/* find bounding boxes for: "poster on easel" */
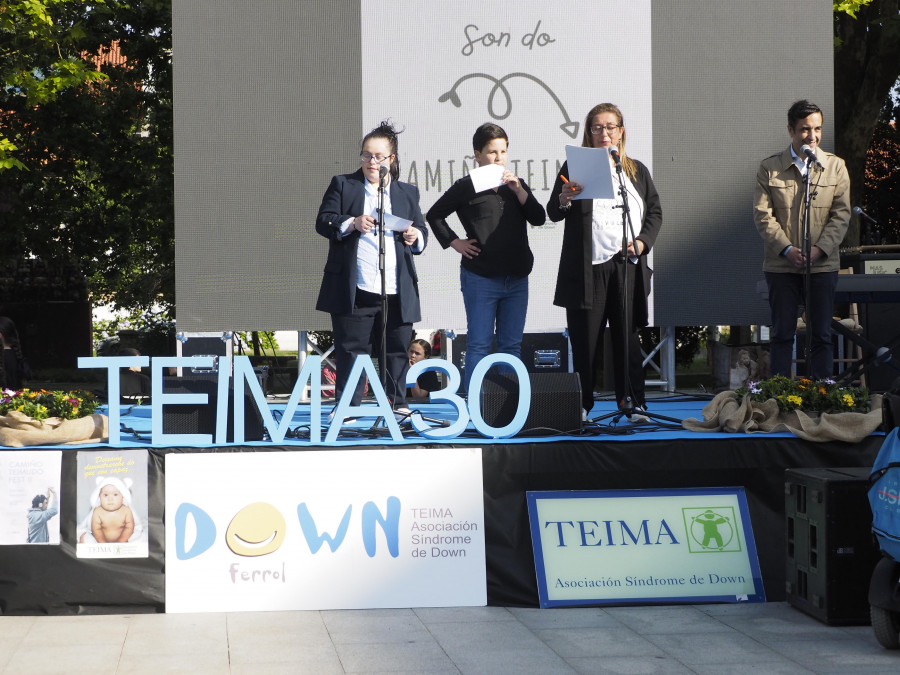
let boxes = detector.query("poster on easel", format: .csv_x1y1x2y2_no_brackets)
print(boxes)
0,451,62,545
75,449,149,558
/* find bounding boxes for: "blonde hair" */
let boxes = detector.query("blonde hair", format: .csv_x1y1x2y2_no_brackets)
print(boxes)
580,103,637,182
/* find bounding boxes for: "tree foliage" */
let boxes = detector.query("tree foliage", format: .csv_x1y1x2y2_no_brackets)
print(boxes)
0,0,108,170
863,93,900,244
0,0,173,312
834,0,900,245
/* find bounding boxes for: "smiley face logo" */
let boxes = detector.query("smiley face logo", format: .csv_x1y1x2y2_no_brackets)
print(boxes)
225,502,286,557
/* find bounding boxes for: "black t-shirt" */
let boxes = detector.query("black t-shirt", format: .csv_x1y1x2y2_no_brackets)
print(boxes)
407,368,441,398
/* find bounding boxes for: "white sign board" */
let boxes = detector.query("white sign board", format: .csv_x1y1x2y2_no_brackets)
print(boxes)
166,447,486,612
527,487,765,607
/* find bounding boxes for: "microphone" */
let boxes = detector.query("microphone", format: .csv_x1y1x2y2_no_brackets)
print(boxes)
800,144,823,169
379,165,389,180
853,206,878,225
608,147,622,172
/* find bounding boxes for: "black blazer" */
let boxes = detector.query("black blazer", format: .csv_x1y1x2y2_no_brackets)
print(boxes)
315,169,428,323
546,159,662,327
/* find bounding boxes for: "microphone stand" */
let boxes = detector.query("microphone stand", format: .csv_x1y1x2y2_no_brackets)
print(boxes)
376,166,390,418
589,150,680,427
801,159,814,377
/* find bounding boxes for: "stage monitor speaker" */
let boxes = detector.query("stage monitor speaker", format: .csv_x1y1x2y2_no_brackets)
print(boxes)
442,334,571,388
479,372,581,435
176,331,234,376
162,374,265,442
859,302,900,392
784,467,880,625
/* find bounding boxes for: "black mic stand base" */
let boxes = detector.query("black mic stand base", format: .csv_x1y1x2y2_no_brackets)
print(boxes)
587,396,683,427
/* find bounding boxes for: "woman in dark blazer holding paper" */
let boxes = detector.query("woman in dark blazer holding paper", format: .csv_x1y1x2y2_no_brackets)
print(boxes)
547,103,662,419
315,121,428,409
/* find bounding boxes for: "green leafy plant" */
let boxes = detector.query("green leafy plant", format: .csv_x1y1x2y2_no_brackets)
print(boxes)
734,375,870,414
0,388,100,422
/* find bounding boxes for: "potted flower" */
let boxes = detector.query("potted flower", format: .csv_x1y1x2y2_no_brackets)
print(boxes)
733,375,869,415
0,388,100,422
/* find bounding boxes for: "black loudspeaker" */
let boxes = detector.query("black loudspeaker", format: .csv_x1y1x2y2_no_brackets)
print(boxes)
520,333,570,372
859,303,900,392
443,334,468,379
479,372,582,435
784,467,880,625
442,333,570,383
162,374,265,442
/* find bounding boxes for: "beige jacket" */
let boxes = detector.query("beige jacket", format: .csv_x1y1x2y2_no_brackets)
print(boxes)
753,147,850,273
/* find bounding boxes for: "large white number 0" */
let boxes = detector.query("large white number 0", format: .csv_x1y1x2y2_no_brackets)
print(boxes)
468,354,530,438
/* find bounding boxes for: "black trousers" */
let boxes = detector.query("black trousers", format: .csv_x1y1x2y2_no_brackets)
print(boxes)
566,257,645,413
331,289,411,407
765,270,838,380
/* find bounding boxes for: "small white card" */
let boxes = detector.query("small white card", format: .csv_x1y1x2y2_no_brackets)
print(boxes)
369,210,414,232
468,164,505,193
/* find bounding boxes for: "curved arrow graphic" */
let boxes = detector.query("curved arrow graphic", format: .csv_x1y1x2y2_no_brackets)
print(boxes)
438,72,579,138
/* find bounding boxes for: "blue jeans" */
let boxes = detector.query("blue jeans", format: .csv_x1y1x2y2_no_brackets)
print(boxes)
460,267,528,393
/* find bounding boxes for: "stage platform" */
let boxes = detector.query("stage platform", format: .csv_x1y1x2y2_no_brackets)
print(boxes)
112,392,833,447
0,393,886,615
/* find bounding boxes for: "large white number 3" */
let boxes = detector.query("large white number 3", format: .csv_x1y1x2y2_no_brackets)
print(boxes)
406,360,469,438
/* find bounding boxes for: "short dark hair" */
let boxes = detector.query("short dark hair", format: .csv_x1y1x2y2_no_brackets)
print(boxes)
787,100,823,129
472,123,508,153
32,494,46,508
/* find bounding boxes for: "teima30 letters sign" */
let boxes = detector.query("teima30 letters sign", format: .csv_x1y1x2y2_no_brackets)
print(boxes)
78,353,533,444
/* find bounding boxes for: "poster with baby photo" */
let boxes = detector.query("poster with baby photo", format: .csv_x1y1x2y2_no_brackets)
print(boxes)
75,449,149,558
0,451,62,545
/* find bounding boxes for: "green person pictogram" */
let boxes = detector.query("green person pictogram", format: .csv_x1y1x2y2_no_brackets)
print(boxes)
694,510,729,550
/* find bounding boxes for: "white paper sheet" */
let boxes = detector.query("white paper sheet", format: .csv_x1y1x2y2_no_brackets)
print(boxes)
468,164,505,193
564,145,615,200
369,210,414,232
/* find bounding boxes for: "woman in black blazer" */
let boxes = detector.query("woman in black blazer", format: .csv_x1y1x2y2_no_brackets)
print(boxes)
315,121,428,409
546,103,662,419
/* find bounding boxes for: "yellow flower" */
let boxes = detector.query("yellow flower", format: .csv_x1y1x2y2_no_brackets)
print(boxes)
842,394,854,407
787,395,803,406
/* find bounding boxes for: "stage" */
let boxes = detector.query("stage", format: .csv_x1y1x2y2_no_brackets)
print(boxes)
0,395,885,615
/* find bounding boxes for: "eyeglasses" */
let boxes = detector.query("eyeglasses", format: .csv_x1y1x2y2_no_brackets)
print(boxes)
590,124,622,135
360,152,393,164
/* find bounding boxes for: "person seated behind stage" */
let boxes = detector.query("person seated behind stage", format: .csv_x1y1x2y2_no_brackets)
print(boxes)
118,347,151,400
407,338,440,400
315,120,428,411
78,477,141,544
426,123,545,393
0,316,30,390
729,348,758,390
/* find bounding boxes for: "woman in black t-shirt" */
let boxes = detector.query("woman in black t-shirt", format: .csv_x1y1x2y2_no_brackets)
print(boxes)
407,339,440,400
